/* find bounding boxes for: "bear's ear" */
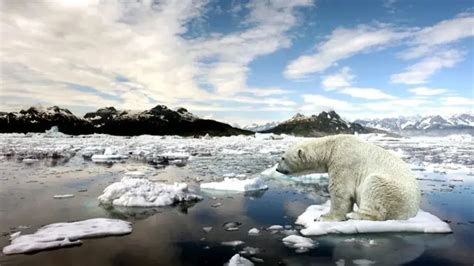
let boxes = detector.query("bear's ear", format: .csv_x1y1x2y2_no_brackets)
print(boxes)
298,149,305,161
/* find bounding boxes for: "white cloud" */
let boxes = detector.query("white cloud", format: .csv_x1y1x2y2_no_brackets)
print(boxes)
321,67,354,90
401,13,474,59
390,49,464,84
408,87,447,96
442,96,474,106
284,25,408,79
0,0,311,114
340,87,396,100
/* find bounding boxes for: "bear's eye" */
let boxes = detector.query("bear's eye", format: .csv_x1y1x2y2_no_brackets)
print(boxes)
281,157,285,161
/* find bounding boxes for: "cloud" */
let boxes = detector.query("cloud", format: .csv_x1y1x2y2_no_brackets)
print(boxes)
390,49,464,84
0,0,311,114
408,87,447,96
284,24,408,79
320,67,395,100
442,96,474,106
340,87,396,100
321,67,354,90
401,13,474,59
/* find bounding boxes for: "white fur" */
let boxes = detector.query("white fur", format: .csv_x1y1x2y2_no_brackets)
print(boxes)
277,135,420,221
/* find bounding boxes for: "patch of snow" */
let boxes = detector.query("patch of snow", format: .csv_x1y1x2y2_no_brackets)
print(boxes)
2,218,132,255
225,254,254,266
98,176,202,207
296,201,452,236
200,177,268,192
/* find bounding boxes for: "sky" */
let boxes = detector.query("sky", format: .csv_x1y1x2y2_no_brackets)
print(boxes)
0,0,473,126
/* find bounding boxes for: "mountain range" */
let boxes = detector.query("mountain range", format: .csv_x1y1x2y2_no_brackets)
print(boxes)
0,105,251,136
354,114,474,136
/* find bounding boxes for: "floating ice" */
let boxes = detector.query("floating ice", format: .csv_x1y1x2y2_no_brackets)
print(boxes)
221,240,245,247
53,194,74,199
2,218,132,255
91,147,128,163
225,254,254,266
260,164,328,182
282,235,318,252
248,228,260,236
267,225,283,231
200,177,268,192
98,176,202,207
296,201,452,236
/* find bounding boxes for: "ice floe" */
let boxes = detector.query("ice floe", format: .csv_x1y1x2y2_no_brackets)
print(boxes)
91,147,128,163
200,177,268,192
282,235,318,253
248,228,260,236
221,240,245,247
53,194,74,199
225,254,254,266
2,218,132,255
296,201,452,236
98,175,202,207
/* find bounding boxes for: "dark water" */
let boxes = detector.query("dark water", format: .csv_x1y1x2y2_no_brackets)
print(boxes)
0,160,473,266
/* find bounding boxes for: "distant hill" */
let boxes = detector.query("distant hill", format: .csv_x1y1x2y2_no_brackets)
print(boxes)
355,114,474,136
259,111,386,137
0,105,252,137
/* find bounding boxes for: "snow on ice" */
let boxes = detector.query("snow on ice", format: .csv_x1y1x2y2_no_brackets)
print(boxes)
98,173,202,207
2,218,132,255
296,201,452,236
200,177,268,192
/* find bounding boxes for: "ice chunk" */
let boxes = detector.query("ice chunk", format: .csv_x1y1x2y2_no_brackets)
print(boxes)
221,240,245,247
260,164,328,182
248,228,260,236
296,201,452,236
200,177,268,192
2,218,132,255
225,254,254,266
267,225,283,231
98,176,202,207
53,194,74,199
353,259,376,265
282,235,318,252
91,148,128,163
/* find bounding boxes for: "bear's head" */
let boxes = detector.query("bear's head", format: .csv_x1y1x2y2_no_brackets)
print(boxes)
276,142,327,175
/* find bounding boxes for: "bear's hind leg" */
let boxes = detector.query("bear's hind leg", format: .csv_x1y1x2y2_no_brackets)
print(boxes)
347,174,394,221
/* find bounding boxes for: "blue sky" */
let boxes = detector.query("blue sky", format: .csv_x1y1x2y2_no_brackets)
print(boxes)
0,0,472,125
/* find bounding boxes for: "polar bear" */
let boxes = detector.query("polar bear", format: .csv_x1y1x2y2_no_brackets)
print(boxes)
276,135,420,221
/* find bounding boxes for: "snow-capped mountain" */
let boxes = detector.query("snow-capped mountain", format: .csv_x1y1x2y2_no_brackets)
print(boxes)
355,113,474,136
243,121,280,132
0,105,251,136
260,111,383,137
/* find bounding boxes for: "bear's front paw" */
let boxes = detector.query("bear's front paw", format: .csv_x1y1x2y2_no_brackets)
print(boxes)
316,212,346,222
